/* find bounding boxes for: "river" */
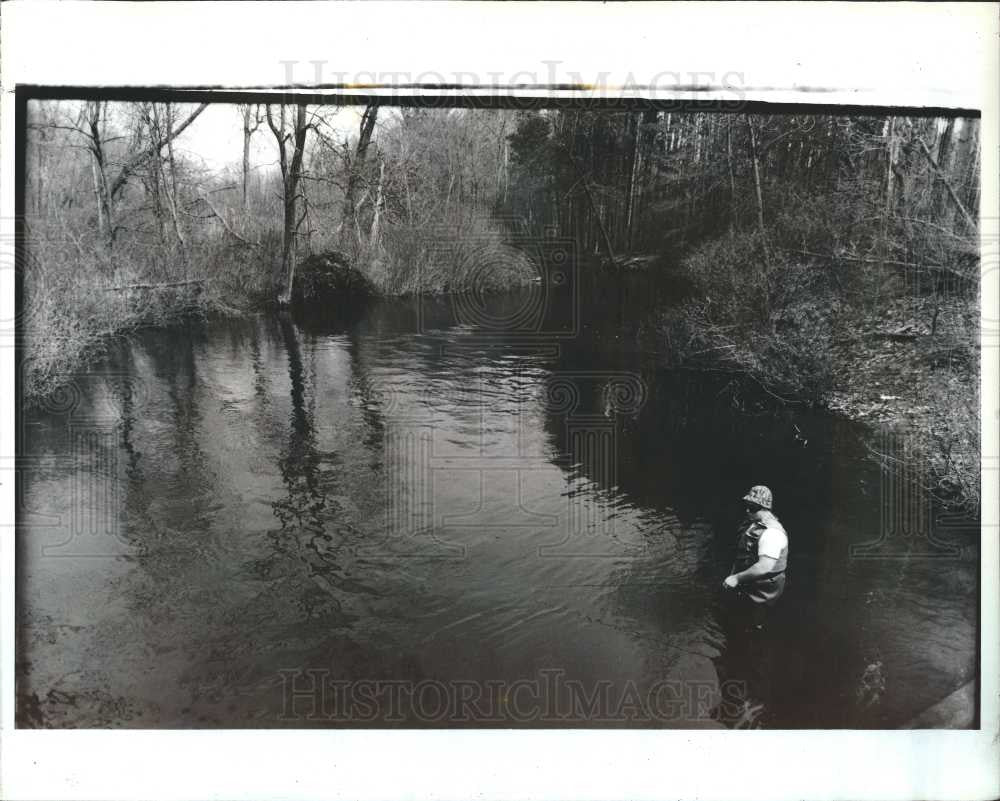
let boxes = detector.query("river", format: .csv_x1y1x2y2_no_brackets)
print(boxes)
16,274,979,728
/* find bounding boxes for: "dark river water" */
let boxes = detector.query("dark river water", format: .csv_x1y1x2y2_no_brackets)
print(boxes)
17,276,979,728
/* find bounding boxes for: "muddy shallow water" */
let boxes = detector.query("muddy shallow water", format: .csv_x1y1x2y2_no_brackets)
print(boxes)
17,283,979,728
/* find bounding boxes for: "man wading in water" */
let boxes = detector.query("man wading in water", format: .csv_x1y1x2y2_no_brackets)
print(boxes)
722,485,788,630
715,485,790,726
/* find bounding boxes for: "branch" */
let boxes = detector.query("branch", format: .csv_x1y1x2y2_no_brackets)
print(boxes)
301,173,348,192
784,248,972,279
265,104,282,140
673,364,803,406
759,121,814,155
108,103,209,200
28,122,89,136
197,192,260,247
916,137,978,232
238,103,263,136
106,279,206,292
894,216,978,247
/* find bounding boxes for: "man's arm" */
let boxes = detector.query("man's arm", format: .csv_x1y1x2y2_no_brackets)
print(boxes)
724,555,777,589
733,555,777,584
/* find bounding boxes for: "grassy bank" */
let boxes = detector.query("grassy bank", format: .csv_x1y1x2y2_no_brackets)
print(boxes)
657,225,980,515
21,221,280,407
21,210,534,408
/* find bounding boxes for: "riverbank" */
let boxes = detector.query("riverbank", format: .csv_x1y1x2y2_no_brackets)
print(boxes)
21,269,269,411
21,215,537,409
653,234,981,515
821,293,979,513
713,293,976,514
23,236,981,518
25,269,981,522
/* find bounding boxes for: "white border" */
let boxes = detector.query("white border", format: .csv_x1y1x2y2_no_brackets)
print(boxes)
2,2,998,800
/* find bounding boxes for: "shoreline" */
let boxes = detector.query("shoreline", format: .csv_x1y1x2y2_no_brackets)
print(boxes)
659,284,980,516
24,276,981,515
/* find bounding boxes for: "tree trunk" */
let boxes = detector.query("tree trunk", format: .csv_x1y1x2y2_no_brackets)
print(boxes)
747,116,772,326
340,102,379,250
747,117,769,262
146,105,167,243
884,118,897,218
240,105,261,212
243,131,252,211
581,178,615,262
369,158,385,245
623,113,640,254
34,129,45,216
932,117,955,220
727,119,738,235
916,134,977,233
268,103,310,305
90,156,106,238
161,160,186,249
165,104,179,201
949,118,977,232
86,102,114,246
160,104,185,249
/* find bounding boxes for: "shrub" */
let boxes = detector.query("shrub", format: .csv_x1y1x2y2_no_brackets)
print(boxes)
680,230,768,326
294,251,375,301
361,209,537,296
20,218,277,407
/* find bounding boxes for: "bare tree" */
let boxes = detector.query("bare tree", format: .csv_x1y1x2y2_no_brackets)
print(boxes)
746,115,769,268
46,101,208,248
266,103,310,305
106,103,207,205
83,101,114,242
137,103,182,245
237,104,263,211
340,102,379,249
